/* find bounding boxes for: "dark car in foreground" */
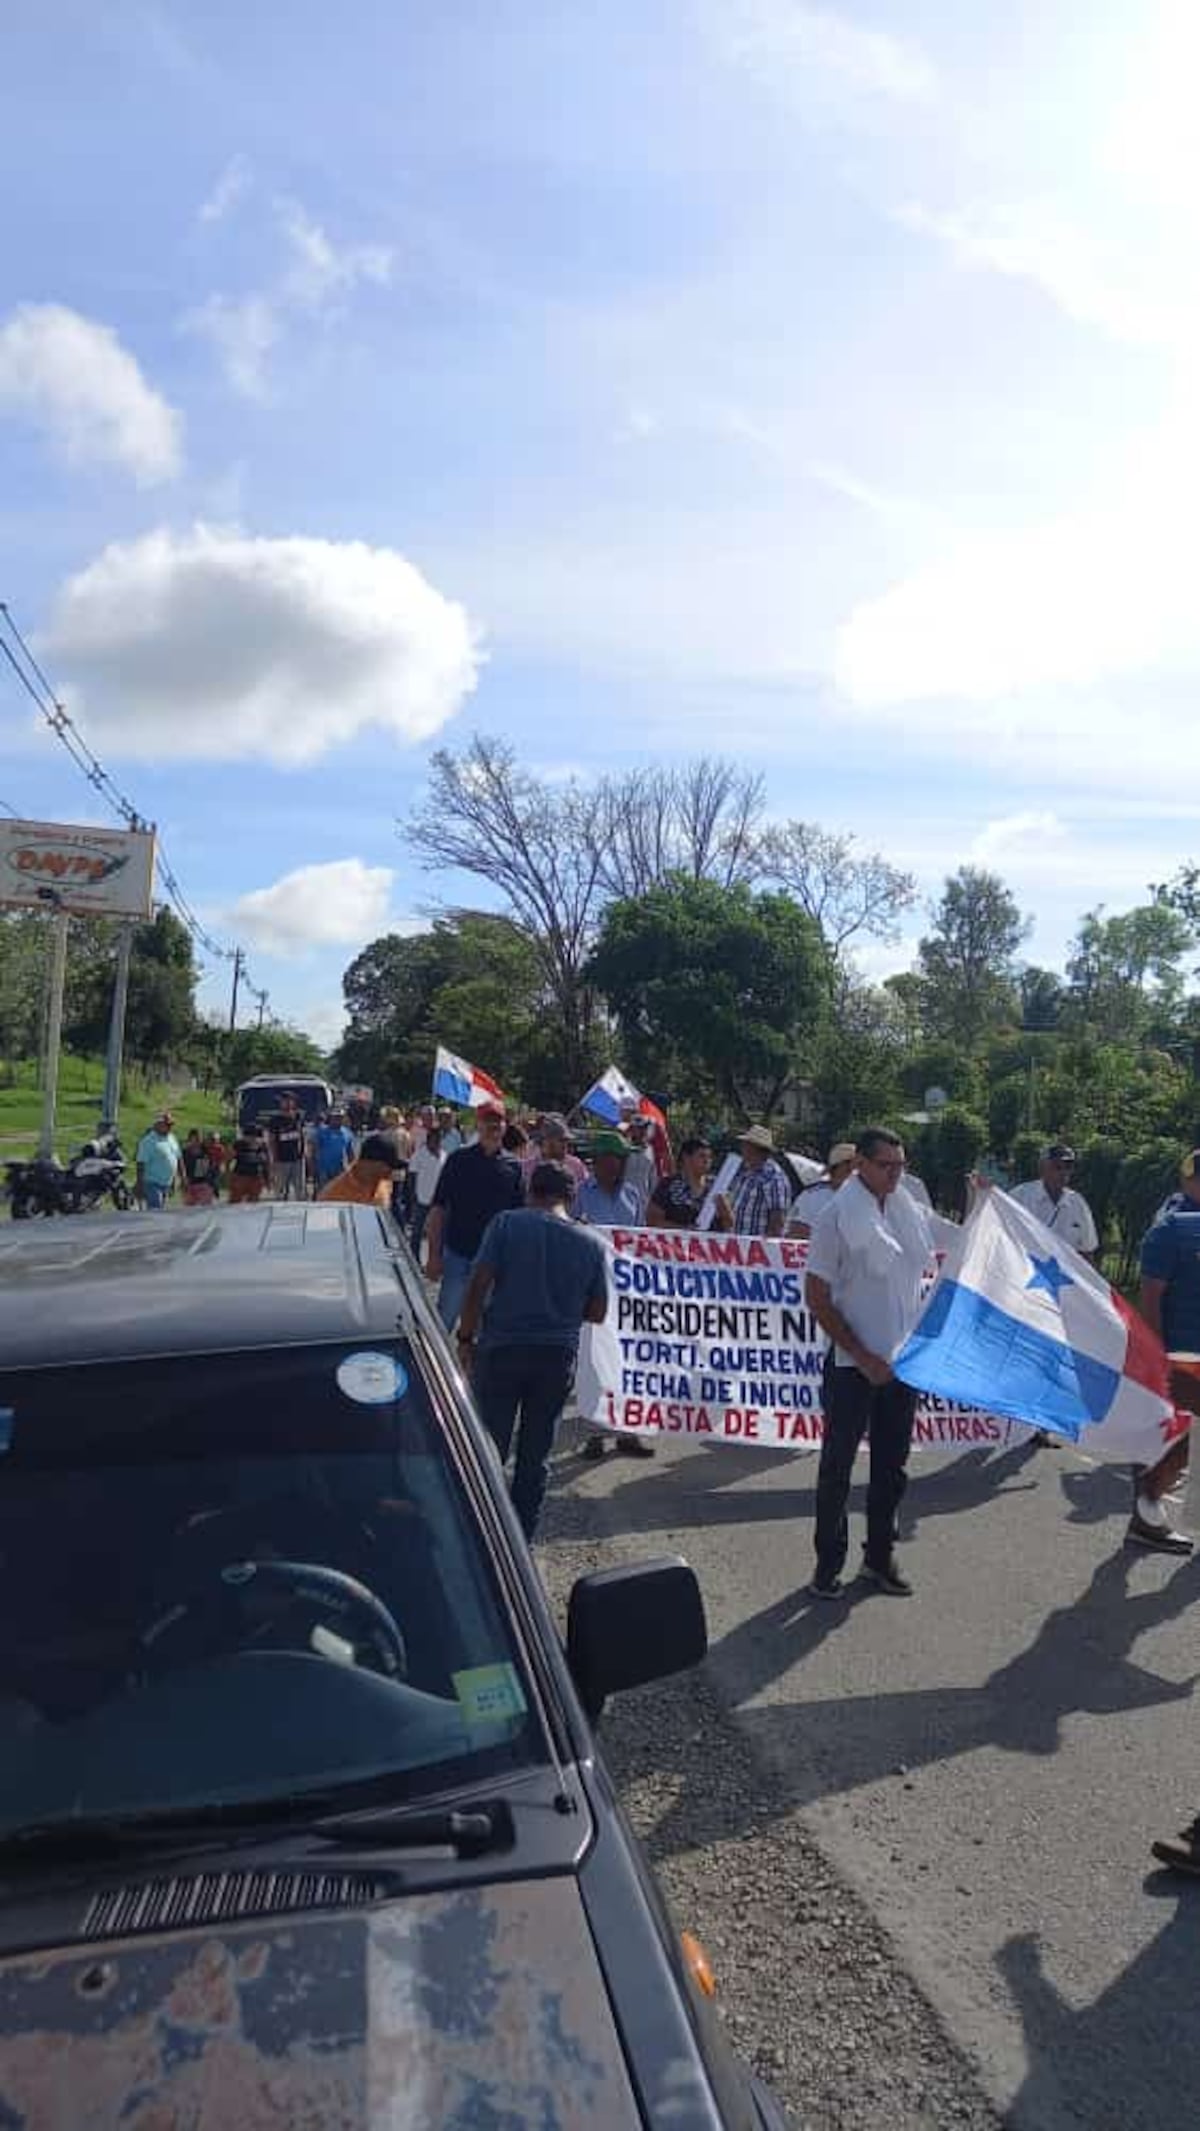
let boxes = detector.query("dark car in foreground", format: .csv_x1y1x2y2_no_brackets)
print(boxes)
0,1202,789,2129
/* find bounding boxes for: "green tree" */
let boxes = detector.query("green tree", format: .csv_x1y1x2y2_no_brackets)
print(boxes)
1064,903,1190,1040
64,908,199,1074
336,911,561,1101
404,741,767,1087
0,913,49,1076
916,869,1029,1048
1019,965,1065,1030
919,1103,987,1215
586,875,827,1117
223,1024,329,1097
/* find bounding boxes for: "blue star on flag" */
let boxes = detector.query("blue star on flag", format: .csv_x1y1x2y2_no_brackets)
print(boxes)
1026,1252,1074,1304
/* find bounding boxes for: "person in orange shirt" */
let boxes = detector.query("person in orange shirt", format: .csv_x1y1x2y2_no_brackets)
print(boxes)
317,1132,404,1209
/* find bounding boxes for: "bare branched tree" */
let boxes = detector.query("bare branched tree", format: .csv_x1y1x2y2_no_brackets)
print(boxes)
586,758,765,899
404,737,608,1086
758,822,916,977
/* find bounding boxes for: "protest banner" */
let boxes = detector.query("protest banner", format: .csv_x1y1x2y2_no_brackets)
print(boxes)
575,1227,1028,1454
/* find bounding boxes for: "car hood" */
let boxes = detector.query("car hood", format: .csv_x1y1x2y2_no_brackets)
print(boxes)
0,1877,641,2128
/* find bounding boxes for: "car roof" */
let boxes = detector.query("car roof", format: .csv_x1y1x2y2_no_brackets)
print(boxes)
0,1204,415,1373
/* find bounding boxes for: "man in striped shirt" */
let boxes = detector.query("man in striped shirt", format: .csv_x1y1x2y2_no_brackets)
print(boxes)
718,1125,791,1238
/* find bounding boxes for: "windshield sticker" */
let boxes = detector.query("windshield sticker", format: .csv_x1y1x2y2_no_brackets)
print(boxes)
0,1410,12,1455
336,1352,408,1405
452,1663,528,1726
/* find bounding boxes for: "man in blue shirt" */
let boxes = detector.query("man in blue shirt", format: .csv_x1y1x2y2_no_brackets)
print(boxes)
573,1131,655,1461
1133,1153,1200,1554
313,1112,354,1191
135,1113,182,1209
457,1163,608,1539
574,1133,647,1228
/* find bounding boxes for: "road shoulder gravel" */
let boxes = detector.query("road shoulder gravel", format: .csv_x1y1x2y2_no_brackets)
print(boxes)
539,1472,1003,2131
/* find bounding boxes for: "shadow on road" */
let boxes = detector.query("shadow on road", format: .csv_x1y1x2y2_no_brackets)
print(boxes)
547,1436,821,1526
1057,1460,1136,1527
621,1547,1200,1863
998,1883,1200,2131
899,1440,1040,1539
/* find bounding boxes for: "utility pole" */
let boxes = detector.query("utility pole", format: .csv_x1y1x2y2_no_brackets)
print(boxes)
257,992,267,1030
37,891,70,1159
102,922,135,1129
228,947,244,1034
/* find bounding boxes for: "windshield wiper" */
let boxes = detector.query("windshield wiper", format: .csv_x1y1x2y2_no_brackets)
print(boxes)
0,1797,323,1862
0,1794,514,1864
311,1800,512,1855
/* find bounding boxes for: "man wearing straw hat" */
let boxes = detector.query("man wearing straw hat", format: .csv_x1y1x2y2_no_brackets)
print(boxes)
716,1124,792,1239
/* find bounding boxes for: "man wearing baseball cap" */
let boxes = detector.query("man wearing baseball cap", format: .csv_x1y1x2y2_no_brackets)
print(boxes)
521,1115,586,1193
575,1131,656,1460
318,1131,405,1210
1011,1143,1100,1449
425,1103,523,1331
788,1143,856,1240
136,1112,182,1209
1011,1144,1098,1259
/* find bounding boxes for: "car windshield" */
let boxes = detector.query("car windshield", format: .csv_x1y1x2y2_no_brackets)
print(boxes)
0,1341,545,1834
238,1082,330,1127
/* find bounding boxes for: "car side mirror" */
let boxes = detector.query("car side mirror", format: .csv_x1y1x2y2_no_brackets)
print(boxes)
566,1556,707,1724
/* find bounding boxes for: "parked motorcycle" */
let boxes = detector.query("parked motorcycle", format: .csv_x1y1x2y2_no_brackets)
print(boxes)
5,1128,131,1218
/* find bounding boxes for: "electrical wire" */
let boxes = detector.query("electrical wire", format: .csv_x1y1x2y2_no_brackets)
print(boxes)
0,603,277,1024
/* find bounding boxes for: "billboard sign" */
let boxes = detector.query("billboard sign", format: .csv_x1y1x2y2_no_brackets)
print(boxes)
0,818,156,919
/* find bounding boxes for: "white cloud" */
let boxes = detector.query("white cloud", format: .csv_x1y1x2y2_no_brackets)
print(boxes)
198,154,252,225
0,304,182,485
895,201,1184,349
187,294,279,402
970,812,1066,866
46,522,480,765
185,199,393,400
297,999,347,1051
278,202,393,308
226,859,395,957
834,491,1198,714
720,0,937,110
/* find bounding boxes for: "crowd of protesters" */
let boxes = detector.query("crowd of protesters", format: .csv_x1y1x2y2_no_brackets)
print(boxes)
125,1081,1200,1876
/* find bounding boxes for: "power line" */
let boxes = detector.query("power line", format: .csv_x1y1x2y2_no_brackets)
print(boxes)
0,602,278,1026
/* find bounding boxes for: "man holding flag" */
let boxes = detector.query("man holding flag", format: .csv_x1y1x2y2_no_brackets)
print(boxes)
806,1127,969,1599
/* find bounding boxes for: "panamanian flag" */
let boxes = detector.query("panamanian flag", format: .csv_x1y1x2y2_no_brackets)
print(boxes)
580,1064,668,1129
579,1065,641,1125
895,1188,1187,1462
432,1044,506,1110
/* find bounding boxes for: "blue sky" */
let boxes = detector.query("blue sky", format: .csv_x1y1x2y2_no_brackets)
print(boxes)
4,0,1200,1048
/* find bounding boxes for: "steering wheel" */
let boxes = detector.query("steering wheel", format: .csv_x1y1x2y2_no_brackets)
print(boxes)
137,1558,408,1681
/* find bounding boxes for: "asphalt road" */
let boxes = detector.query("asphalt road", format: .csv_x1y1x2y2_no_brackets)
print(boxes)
540,1424,1200,2130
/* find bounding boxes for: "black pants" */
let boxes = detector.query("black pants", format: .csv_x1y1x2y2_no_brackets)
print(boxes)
815,1359,918,1580
475,1343,575,1542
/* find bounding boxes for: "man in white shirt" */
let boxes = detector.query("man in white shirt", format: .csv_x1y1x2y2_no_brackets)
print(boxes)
621,1115,658,1210
1010,1145,1100,1445
1010,1144,1098,1259
788,1143,856,1239
805,1126,968,1599
408,1126,446,1262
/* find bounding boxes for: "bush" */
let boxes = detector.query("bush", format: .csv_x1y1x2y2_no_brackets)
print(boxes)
1009,1131,1042,1184
929,1104,988,1214
1072,1136,1123,1257
1112,1140,1181,1285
